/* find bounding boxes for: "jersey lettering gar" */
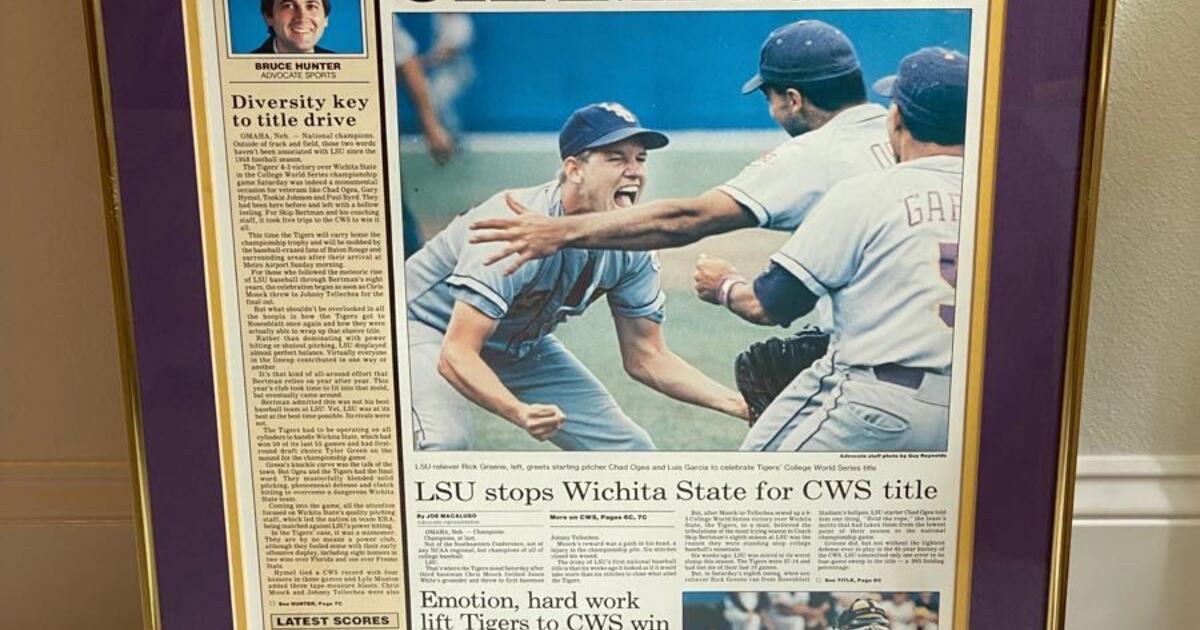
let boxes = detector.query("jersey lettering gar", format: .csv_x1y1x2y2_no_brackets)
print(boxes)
717,103,895,231
769,155,964,371
405,181,666,359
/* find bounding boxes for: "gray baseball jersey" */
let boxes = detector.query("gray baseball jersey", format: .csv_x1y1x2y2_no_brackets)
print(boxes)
404,180,664,451
717,103,895,231
405,180,666,359
770,154,963,370
739,155,962,452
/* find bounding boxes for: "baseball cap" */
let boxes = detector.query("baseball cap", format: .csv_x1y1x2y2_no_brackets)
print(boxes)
837,599,891,630
741,20,861,94
558,102,669,160
874,47,969,141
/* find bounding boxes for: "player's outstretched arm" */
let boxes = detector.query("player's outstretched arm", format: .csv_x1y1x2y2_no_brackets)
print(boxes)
469,188,757,275
695,256,821,328
438,301,565,441
693,256,777,326
612,315,749,421
398,56,455,165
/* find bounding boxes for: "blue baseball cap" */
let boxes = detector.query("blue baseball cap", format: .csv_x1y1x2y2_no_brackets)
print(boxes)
874,47,970,142
558,102,669,160
741,20,861,95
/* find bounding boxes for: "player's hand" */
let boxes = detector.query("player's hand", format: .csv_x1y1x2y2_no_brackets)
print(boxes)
514,403,566,441
693,255,738,304
422,46,460,67
718,394,751,423
469,194,571,275
424,124,455,165
731,396,751,423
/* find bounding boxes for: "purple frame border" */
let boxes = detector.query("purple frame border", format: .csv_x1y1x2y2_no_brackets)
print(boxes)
973,1,1097,627
98,1,1099,628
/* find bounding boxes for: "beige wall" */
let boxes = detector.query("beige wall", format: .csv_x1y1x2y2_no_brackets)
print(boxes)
1065,1,1200,626
1076,0,1200,455
0,2,143,629
1,0,1194,628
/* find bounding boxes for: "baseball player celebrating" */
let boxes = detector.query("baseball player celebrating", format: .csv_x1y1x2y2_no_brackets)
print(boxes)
693,47,970,452
405,103,747,451
469,20,893,272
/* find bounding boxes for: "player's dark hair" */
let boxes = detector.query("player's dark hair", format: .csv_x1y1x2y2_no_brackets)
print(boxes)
765,69,867,113
899,110,966,146
558,149,595,183
261,0,332,36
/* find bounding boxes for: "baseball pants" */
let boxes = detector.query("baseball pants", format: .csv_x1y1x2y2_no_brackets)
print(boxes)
740,354,950,452
407,319,656,451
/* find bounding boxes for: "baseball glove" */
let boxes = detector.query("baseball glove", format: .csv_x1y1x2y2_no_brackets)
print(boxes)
837,599,890,630
734,326,830,425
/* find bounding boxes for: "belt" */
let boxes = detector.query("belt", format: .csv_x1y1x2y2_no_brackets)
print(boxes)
873,363,933,390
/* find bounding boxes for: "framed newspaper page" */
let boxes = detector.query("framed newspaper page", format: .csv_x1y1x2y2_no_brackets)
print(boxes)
88,0,1113,629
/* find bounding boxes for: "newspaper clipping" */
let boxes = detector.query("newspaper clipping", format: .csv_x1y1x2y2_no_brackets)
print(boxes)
188,1,992,629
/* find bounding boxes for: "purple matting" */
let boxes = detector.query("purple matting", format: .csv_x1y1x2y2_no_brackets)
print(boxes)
99,1,1100,628
971,1,1098,628
100,2,232,629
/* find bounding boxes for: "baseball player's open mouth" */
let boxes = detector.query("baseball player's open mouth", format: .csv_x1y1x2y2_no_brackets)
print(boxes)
614,185,639,208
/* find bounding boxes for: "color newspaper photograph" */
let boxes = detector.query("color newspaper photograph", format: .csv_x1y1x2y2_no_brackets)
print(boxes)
683,591,941,630
390,10,973,452
228,0,367,55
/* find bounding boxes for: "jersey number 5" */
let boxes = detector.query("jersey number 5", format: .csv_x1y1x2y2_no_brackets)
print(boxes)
939,242,958,327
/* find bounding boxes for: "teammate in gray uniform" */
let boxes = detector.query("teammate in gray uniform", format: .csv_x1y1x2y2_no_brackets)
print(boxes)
468,20,893,281
394,17,455,257
693,47,970,452
405,103,747,451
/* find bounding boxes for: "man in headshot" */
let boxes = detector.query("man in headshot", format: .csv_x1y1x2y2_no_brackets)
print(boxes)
253,0,334,54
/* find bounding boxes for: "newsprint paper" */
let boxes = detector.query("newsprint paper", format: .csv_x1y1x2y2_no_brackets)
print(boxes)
185,0,996,629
